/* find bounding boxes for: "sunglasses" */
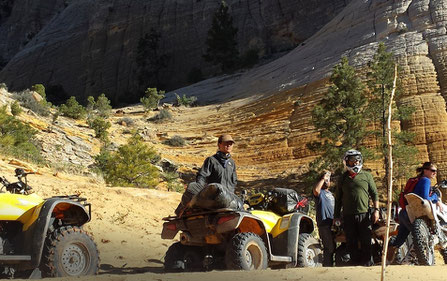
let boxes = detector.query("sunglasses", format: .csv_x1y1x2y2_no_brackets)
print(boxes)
347,156,361,162
425,168,437,173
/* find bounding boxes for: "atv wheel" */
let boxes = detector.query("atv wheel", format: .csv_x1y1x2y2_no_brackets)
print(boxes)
40,226,99,277
297,233,322,267
411,218,435,265
225,232,268,270
164,242,203,272
335,243,350,266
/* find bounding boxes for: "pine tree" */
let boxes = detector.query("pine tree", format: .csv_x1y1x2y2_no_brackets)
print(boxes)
306,57,370,183
367,43,417,190
203,1,239,72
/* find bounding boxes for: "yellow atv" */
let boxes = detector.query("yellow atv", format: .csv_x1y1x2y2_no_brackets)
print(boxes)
162,187,321,271
0,168,99,278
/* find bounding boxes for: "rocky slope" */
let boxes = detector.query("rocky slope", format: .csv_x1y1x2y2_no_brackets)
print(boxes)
0,0,349,104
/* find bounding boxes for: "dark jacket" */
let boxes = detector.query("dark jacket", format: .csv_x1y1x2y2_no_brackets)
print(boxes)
196,152,237,192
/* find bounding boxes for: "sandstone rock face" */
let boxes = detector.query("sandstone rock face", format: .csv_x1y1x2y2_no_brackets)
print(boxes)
156,0,447,191
0,0,349,104
0,0,66,66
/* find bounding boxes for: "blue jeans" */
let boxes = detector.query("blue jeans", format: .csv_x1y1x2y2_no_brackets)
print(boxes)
392,209,412,247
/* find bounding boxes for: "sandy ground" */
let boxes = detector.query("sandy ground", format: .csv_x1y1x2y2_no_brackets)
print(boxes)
0,159,446,281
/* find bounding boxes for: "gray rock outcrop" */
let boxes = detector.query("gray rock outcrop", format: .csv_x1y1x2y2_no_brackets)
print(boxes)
0,0,349,104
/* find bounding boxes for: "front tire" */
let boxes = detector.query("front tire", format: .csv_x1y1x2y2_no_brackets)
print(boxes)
411,218,435,265
40,226,99,277
297,233,322,267
225,232,268,270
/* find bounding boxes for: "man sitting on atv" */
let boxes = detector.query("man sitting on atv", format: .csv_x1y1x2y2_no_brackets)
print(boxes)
175,134,238,217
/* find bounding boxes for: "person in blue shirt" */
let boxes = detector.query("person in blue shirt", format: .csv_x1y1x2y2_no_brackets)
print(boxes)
388,162,442,260
313,170,335,267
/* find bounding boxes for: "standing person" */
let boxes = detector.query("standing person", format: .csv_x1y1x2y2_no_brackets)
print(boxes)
313,170,335,267
334,149,379,266
175,134,237,216
388,162,442,260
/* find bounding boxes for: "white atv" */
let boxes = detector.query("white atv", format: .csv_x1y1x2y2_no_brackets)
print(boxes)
405,181,447,265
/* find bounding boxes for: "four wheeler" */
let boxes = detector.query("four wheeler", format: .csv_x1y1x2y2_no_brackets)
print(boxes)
333,208,402,266
404,180,447,265
0,168,99,278
161,187,322,271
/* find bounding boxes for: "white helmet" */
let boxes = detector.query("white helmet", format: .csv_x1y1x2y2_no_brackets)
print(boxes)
344,149,363,173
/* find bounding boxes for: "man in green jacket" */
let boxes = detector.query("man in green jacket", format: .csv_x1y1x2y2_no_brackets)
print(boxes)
334,149,379,266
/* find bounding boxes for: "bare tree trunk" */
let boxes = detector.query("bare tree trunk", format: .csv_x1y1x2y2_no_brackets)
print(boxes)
381,63,398,281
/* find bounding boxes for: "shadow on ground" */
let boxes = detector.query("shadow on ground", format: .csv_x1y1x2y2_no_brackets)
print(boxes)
100,261,164,275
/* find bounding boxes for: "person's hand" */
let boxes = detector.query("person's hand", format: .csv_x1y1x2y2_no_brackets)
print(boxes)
372,209,379,224
323,171,331,185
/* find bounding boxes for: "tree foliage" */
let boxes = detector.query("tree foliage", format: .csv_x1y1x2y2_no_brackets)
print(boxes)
87,93,112,118
140,88,165,111
136,28,169,90
58,96,86,119
0,106,43,163
203,1,239,72
94,134,160,188
366,43,418,185
306,56,370,182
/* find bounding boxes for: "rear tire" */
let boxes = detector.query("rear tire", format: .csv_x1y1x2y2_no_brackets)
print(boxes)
164,242,203,272
40,226,99,277
411,218,435,265
297,233,322,267
225,232,268,270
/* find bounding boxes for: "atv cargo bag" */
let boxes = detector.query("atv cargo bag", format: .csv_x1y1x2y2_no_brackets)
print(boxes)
190,183,244,211
269,188,308,215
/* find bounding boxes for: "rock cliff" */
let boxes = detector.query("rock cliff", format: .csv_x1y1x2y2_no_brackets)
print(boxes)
0,0,348,104
159,0,447,191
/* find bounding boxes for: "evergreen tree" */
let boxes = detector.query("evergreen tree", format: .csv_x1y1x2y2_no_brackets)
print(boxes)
96,134,160,188
136,28,169,91
140,88,165,112
367,43,417,189
305,57,370,184
203,1,239,72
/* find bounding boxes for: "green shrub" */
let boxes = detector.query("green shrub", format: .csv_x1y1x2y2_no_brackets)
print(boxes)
94,134,160,188
31,84,46,99
0,83,7,91
117,117,135,127
175,93,197,107
163,135,186,147
88,116,111,141
10,101,22,116
87,94,112,118
148,108,172,123
163,171,185,192
140,88,165,111
13,90,51,117
0,106,44,163
58,96,86,119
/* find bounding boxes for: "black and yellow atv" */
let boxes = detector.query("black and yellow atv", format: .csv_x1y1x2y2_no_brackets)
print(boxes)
0,168,99,278
162,187,321,271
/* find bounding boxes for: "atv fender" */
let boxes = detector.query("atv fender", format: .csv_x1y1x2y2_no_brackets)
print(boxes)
270,213,315,266
27,198,90,268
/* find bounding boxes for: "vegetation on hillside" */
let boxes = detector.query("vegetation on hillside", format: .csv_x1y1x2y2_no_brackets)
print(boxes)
305,44,417,191
94,134,160,188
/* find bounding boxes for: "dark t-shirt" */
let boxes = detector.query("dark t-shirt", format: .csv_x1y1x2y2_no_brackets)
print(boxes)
314,189,335,226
